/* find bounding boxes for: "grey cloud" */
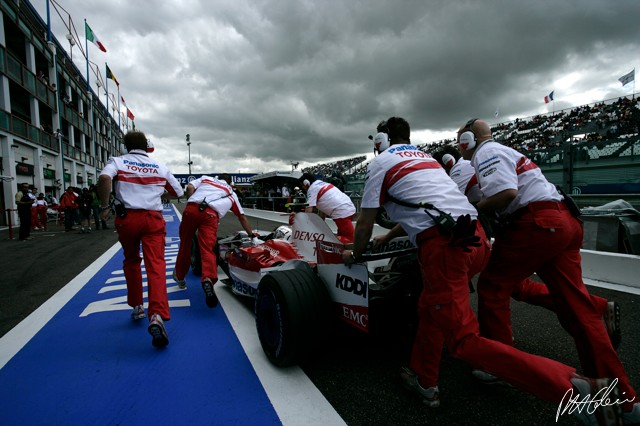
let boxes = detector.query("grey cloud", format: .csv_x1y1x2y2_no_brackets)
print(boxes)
37,0,640,173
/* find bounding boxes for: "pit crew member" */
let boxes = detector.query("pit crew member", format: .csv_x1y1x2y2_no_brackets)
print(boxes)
300,172,356,243
99,131,184,348
457,118,637,420
341,116,622,424
173,173,257,308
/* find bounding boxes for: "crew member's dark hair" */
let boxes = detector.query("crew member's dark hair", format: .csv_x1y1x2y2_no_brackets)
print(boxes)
123,131,148,152
385,117,410,144
218,173,232,184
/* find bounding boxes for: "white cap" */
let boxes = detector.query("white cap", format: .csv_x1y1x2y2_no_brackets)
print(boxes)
146,139,155,153
442,154,455,168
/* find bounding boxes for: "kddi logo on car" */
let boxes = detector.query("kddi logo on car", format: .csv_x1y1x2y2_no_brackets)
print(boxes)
336,273,367,298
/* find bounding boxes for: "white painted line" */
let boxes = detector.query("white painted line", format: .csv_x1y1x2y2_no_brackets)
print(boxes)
216,284,347,426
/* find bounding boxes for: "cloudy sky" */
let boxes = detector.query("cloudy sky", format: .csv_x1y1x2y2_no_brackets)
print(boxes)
35,0,639,174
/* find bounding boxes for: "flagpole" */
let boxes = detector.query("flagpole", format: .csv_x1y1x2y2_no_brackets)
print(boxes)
105,62,109,116
46,0,52,42
84,19,90,92
117,87,121,130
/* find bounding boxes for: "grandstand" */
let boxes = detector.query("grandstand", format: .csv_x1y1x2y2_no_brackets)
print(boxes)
302,94,640,207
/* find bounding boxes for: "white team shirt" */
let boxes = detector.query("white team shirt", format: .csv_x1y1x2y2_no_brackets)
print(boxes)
306,180,356,219
449,158,483,204
36,199,48,208
470,140,561,216
100,149,184,211
187,175,245,218
362,144,477,245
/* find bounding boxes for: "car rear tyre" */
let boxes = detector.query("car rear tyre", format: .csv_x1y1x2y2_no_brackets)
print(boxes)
255,266,332,367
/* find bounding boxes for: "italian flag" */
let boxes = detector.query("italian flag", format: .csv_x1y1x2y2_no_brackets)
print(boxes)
85,22,107,52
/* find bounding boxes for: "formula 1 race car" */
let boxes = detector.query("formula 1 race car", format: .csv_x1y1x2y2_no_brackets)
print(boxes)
191,212,420,367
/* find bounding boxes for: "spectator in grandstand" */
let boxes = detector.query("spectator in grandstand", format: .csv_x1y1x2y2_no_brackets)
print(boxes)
59,186,78,232
99,131,184,348
15,183,34,241
456,118,638,421
173,173,256,309
300,172,355,243
341,116,627,424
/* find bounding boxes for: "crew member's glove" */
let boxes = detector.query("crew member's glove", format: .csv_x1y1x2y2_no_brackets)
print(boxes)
252,237,261,246
450,214,481,253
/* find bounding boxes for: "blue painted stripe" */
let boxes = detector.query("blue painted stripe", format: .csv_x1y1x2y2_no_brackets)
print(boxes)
0,205,280,425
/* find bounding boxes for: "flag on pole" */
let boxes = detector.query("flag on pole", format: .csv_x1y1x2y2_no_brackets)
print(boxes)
618,69,635,86
106,64,119,87
120,95,127,106
127,108,135,120
494,107,499,118
85,22,107,52
544,91,554,104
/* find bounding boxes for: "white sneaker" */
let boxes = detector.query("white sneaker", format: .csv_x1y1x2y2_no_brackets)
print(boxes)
623,403,640,424
400,367,440,408
148,314,169,348
570,375,622,425
131,305,146,320
172,270,186,289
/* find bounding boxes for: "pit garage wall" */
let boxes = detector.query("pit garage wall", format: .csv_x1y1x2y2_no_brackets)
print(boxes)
581,250,640,290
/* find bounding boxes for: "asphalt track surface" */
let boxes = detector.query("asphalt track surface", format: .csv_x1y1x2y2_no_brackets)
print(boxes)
1,202,638,425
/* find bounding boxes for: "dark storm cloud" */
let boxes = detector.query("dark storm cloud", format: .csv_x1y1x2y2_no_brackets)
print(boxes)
37,0,639,172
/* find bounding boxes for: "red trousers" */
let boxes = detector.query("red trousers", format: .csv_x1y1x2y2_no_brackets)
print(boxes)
31,207,40,229
115,210,169,320
410,222,578,404
333,215,355,244
477,204,636,409
512,278,607,314
37,206,47,230
175,203,219,283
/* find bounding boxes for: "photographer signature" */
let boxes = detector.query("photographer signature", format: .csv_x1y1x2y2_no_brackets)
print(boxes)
556,378,635,422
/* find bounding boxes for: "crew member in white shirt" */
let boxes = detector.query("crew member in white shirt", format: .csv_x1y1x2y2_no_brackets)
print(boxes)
457,118,637,421
173,173,256,308
300,173,356,243
99,131,184,348
340,117,620,424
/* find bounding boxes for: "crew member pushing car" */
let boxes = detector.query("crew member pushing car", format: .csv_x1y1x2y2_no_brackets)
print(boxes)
173,173,257,308
300,173,356,244
341,117,624,424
